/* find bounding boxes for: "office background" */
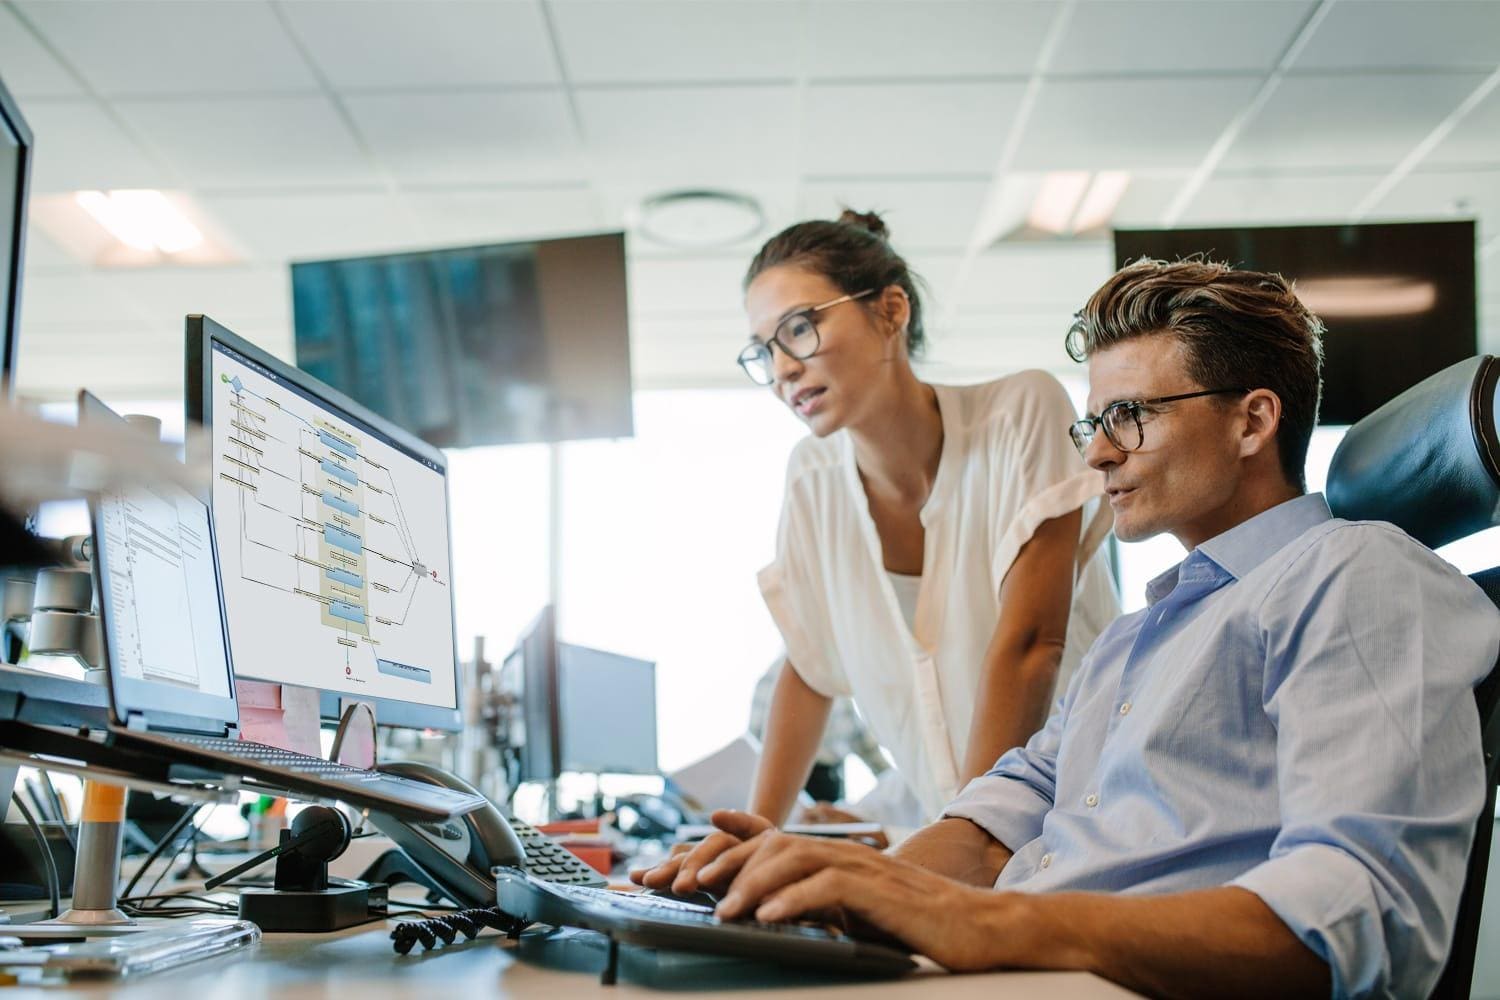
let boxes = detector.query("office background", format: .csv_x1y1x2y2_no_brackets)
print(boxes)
3,0,1500,786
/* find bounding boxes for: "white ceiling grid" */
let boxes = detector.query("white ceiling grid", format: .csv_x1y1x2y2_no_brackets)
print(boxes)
0,0,1496,401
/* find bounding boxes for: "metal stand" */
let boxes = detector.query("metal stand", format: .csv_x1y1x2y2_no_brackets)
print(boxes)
601,935,619,985
29,781,137,936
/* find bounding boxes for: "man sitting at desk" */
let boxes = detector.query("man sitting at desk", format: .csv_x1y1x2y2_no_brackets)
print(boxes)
635,259,1500,998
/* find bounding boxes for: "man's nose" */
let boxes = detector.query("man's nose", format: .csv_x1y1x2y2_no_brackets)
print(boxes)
1084,427,1124,471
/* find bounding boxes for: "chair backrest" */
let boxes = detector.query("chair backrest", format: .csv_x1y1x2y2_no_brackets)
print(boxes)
1327,355,1500,1000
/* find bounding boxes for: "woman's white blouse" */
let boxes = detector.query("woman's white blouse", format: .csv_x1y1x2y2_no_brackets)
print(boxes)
758,370,1118,820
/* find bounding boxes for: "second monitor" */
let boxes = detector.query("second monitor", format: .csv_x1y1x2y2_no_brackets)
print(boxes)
186,315,463,732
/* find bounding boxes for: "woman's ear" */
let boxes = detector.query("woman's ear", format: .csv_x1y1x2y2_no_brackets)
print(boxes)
878,285,910,342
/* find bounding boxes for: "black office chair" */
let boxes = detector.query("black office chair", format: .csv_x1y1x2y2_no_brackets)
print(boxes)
1327,354,1500,1000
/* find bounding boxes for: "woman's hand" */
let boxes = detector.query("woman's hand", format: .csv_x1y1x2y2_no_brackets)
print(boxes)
795,802,889,849
628,809,774,895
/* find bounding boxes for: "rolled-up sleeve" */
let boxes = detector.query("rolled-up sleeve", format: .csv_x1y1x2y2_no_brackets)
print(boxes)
942,685,1070,857
1230,526,1500,998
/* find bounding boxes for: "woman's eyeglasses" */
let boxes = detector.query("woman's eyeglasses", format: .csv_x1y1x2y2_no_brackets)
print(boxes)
736,289,876,386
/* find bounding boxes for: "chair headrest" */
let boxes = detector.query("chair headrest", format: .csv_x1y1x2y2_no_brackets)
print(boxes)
1327,355,1500,550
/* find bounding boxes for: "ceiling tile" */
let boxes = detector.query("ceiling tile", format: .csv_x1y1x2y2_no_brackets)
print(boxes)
346,90,584,185
15,0,319,97
201,191,421,263
954,243,1114,310
1369,169,1500,244
1178,172,1377,227
20,99,166,193
1293,0,1500,72
404,188,604,248
1224,73,1488,171
95,266,292,332
797,179,990,249
629,255,748,314
1108,176,1188,229
280,1,560,89
117,96,379,190
17,271,150,328
1013,76,1261,170
802,82,1025,175
551,1,799,84
577,85,798,184
1050,1,1312,76
18,220,83,274
0,6,84,98
1422,84,1500,169
807,1,1055,80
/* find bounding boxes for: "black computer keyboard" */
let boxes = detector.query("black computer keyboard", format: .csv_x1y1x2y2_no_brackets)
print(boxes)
175,735,383,781
508,870,851,940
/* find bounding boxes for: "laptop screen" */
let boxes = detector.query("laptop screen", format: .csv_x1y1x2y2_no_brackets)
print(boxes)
83,391,239,731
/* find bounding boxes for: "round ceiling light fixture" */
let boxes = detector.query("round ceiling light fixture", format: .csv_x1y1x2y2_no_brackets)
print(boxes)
634,189,765,249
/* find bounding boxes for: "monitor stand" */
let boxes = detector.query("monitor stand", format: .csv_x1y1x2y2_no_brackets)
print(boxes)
19,780,145,939
0,763,13,923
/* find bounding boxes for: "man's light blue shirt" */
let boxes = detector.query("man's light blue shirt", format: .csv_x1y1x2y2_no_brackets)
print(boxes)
944,494,1500,998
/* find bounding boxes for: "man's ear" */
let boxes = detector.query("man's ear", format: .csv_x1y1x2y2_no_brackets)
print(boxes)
1240,388,1282,460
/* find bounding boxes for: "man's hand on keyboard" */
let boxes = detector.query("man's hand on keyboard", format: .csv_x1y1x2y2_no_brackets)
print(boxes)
629,809,773,896
712,832,1009,972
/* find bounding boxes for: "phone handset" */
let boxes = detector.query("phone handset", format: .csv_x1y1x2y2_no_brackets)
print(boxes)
367,761,526,908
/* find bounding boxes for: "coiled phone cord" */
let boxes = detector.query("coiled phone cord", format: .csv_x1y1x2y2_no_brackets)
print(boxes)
390,906,525,954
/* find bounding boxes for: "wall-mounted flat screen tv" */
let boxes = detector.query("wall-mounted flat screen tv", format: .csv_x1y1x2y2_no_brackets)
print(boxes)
1114,221,1477,425
293,232,632,447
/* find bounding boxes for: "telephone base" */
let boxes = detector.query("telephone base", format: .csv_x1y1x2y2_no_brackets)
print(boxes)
238,881,385,933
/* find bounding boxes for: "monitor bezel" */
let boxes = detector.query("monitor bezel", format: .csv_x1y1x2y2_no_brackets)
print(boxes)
516,604,561,783
185,314,465,733
0,74,33,395
557,641,658,776
81,389,242,735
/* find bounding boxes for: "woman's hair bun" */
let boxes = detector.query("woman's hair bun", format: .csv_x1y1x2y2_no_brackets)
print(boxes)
836,208,889,241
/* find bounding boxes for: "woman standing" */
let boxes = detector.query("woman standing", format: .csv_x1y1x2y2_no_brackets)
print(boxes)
638,210,1116,888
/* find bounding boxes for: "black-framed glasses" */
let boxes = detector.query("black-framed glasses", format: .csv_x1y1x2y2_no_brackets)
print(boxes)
1069,387,1250,456
736,289,876,386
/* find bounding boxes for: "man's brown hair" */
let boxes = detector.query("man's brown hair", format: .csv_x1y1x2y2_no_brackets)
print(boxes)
1066,257,1325,491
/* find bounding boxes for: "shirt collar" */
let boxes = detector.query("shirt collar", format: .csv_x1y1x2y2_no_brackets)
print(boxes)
1143,493,1333,606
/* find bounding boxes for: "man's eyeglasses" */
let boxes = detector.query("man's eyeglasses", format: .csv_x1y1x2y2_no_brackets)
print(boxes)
1069,387,1250,457
736,289,876,386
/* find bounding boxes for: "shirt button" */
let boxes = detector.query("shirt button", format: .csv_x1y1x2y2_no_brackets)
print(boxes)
1085,793,1099,808
1040,853,1052,869
1119,701,1132,716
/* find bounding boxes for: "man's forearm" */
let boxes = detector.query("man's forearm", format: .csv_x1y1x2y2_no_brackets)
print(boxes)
891,817,1012,888
990,886,1328,1000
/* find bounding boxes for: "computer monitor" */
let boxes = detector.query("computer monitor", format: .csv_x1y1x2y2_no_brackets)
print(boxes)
511,606,561,784
185,315,463,732
557,643,657,776
0,73,32,396
80,390,241,732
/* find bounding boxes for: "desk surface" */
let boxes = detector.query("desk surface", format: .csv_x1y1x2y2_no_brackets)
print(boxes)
3,916,1138,998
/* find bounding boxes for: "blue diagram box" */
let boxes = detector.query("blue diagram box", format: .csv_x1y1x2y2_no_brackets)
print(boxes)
322,491,359,518
326,566,362,589
321,459,358,486
324,523,362,554
318,430,357,459
329,601,366,626
378,659,432,684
